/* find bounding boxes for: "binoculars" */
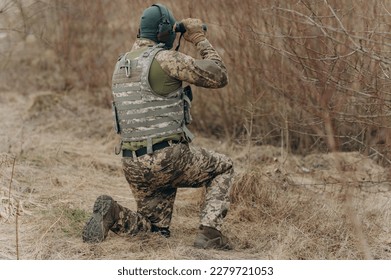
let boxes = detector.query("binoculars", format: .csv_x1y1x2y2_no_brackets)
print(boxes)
174,22,207,33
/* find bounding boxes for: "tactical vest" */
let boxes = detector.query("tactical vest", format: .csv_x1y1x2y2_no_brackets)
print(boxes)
111,44,194,154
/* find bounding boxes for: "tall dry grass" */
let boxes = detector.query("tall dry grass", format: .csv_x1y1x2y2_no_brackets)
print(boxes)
1,0,390,162
1,0,391,260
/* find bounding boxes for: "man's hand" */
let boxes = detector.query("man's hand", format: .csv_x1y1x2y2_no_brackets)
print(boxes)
181,18,206,45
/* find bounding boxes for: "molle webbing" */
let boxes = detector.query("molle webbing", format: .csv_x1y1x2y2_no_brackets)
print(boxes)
112,44,194,151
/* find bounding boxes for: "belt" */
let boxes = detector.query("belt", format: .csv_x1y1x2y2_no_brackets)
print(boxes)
122,140,180,158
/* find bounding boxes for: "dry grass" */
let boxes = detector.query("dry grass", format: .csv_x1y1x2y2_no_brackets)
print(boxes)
1,0,390,158
0,90,391,259
1,0,391,260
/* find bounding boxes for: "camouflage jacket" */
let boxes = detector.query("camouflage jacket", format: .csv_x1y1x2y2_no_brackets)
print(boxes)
130,38,228,89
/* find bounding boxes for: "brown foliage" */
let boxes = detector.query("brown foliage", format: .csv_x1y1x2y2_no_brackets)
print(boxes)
1,0,390,162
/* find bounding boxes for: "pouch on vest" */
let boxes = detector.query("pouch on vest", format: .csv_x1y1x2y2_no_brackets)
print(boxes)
183,85,193,125
112,101,121,134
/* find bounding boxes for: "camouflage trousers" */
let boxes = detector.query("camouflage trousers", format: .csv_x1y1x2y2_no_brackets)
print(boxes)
113,142,233,236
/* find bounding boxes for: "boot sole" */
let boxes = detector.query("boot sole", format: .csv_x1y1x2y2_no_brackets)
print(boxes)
194,236,232,250
82,195,114,243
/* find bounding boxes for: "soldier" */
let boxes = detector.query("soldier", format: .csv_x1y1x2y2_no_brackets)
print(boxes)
82,3,234,250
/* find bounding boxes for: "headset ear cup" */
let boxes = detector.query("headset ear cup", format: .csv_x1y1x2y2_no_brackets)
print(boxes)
157,30,171,42
157,19,172,43
152,4,173,44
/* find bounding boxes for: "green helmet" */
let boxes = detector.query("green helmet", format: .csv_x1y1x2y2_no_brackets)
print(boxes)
139,4,177,50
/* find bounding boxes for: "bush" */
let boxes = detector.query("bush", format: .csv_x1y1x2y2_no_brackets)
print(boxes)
1,0,390,163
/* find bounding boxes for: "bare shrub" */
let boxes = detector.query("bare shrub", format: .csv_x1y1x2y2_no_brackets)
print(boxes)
241,0,391,160
2,1,389,161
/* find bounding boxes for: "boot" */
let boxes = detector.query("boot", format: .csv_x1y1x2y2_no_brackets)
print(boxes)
82,195,120,243
151,225,171,238
193,225,232,250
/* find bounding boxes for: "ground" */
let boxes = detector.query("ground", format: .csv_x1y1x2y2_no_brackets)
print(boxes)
1,90,391,260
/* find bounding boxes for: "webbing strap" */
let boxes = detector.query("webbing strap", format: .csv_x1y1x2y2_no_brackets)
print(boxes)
112,85,141,94
182,125,195,142
122,123,182,139
118,106,183,121
147,137,153,154
175,33,184,51
120,114,182,129
115,99,181,111
183,94,192,107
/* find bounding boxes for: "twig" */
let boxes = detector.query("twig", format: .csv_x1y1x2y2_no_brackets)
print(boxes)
16,200,20,260
39,209,65,242
344,185,372,259
323,0,361,50
8,156,16,219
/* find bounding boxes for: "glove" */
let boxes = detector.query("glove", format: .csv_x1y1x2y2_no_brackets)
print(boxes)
181,18,206,45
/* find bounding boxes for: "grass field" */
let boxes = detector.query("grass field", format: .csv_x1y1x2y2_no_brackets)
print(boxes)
1,0,391,260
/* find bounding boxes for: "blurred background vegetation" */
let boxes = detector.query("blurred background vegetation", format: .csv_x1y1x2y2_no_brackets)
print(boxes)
1,0,390,163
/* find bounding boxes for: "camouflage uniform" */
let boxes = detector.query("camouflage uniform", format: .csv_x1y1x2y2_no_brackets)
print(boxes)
110,37,233,237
